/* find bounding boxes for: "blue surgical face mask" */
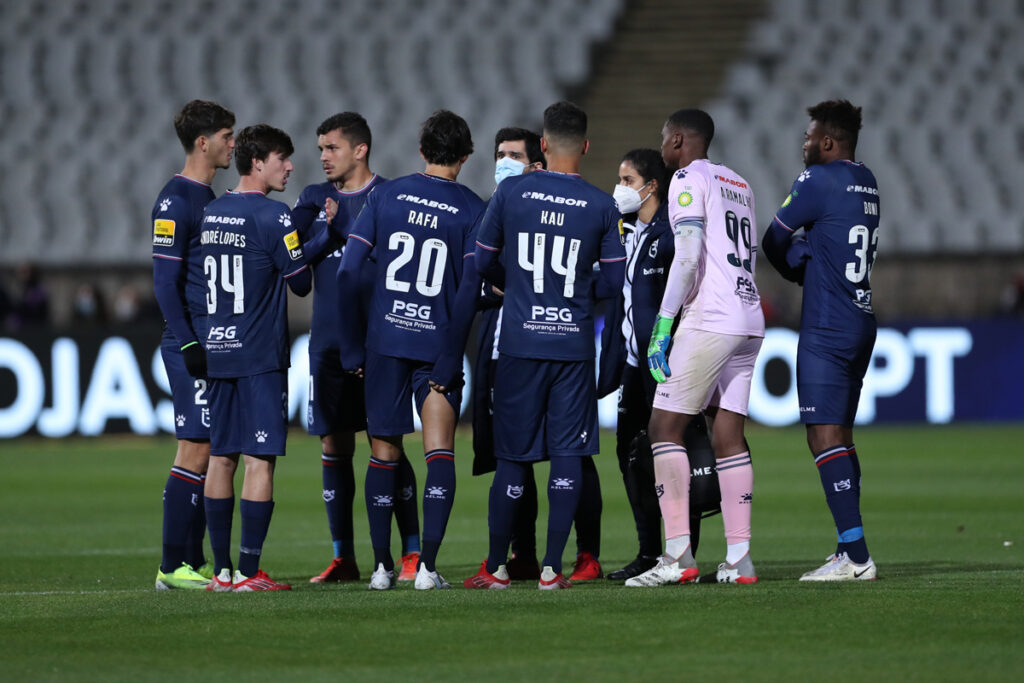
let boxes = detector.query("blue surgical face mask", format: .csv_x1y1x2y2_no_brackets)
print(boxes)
494,156,527,186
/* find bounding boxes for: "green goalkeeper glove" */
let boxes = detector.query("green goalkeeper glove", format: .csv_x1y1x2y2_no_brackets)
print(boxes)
647,315,674,383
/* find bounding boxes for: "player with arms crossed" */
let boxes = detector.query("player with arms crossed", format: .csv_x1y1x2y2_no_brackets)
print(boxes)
152,99,235,590
337,110,485,591
292,112,422,583
761,100,879,581
466,101,626,590
201,124,313,592
627,109,765,587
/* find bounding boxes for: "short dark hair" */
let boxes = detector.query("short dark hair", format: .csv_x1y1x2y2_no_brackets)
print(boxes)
622,148,669,203
808,99,862,150
317,112,373,158
174,100,235,153
666,108,715,149
543,101,587,146
494,127,545,167
419,110,474,166
234,124,294,175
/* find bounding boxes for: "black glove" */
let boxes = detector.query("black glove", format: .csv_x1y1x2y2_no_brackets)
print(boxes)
181,341,207,378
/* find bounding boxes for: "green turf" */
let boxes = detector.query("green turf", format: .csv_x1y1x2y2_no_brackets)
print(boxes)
1,425,1022,681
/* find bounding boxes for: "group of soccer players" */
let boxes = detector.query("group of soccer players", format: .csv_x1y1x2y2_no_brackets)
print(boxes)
152,96,881,592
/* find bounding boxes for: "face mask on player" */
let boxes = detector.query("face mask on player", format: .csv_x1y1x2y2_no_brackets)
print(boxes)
613,182,650,214
494,156,527,186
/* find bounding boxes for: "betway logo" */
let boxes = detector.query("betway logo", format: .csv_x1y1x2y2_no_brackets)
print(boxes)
520,191,588,207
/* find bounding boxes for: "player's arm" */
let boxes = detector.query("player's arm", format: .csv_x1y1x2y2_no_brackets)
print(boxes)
429,255,480,392
267,207,312,296
763,172,825,285
152,198,205,376
473,188,506,289
648,172,708,382
596,208,627,296
297,196,349,268
335,199,376,374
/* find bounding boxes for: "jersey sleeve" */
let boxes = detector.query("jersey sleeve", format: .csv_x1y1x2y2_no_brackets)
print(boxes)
464,200,486,258
265,205,308,278
667,167,709,230
774,167,828,232
346,185,380,249
599,201,627,264
151,192,194,261
475,186,505,253
292,186,323,240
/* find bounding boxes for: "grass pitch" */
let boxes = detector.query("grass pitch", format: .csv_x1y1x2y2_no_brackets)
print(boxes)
1,424,1021,681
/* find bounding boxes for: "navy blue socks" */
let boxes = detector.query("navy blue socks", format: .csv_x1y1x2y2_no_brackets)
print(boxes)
322,452,355,559
162,467,204,572
420,449,456,572
487,459,527,573
365,457,397,571
204,495,235,575
543,457,583,574
238,499,274,577
814,444,869,563
394,452,421,556
574,456,602,558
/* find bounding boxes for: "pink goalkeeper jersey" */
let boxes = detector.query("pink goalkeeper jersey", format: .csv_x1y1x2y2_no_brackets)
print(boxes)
661,159,764,337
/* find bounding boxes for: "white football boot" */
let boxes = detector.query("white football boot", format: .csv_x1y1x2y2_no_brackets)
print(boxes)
368,562,397,590
413,564,451,590
624,547,698,587
799,552,877,582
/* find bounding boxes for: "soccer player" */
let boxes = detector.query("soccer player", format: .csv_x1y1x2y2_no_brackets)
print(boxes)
201,124,313,592
336,110,486,590
472,127,546,581
761,100,880,581
626,109,764,587
466,101,626,590
152,100,235,590
292,112,422,584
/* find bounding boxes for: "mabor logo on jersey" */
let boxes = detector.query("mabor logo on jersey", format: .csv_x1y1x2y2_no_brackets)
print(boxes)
283,229,303,261
153,219,175,247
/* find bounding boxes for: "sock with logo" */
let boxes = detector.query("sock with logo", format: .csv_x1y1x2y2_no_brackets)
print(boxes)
717,450,753,563
573,456,602,558
509,465,538,560
162,467,204,572
393,451,420,556
204,495,235,576
814,444,869,563
184,472,207,569
420,449,456,572
322,451,355,559
487,459,527,573
543,456,583,575
238,499,274,578
652,442,691,544
366,457,397,571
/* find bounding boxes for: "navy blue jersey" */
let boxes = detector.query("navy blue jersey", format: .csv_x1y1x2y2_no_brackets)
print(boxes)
346,173,486,362
152,174,216,342
294,174,386,351
475,170,626,361
200,190,308,377
775,160,880,334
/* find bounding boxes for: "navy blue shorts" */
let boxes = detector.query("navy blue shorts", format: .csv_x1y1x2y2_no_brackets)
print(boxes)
160,333,210,440
307,350,367,436
797,330,875,426
208,370,289,456
492,356,598,462
364,350,461,437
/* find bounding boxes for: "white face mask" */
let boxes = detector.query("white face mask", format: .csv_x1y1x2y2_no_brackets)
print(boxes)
494,156,527,186
613,182,649,214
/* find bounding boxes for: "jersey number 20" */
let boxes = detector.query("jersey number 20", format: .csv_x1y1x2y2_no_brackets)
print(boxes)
384,231,448,296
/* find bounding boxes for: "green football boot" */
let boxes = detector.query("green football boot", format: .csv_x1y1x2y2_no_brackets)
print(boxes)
155,563,211,590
